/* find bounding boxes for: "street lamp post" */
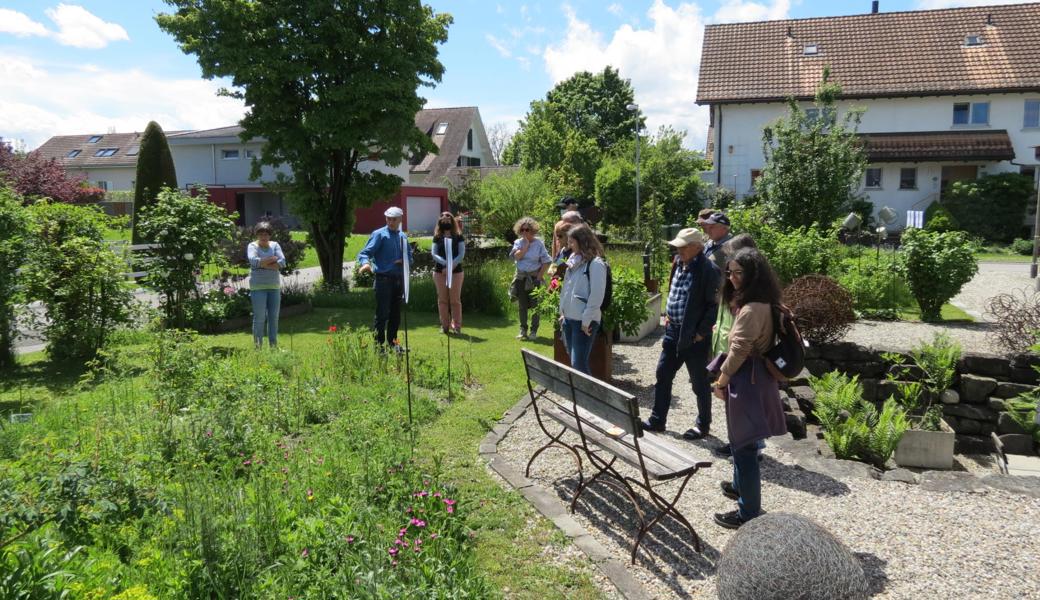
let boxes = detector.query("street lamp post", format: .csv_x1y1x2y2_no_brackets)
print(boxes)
626,103,641,240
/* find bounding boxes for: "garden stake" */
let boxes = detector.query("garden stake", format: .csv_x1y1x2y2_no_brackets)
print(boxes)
445,241,454,404
401,236,414,447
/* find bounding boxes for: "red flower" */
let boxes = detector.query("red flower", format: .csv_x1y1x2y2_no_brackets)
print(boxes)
328,325,338,332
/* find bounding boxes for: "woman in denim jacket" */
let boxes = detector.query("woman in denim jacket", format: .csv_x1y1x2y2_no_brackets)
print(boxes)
246,221,286,348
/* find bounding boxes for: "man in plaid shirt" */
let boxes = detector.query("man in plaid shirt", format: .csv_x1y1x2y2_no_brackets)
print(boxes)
642,228,721,440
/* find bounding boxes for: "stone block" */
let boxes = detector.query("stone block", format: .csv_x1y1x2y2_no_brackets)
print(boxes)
1010,367,1040,385
941,389,960,405
1011,353,1040,370
876,379,902,401
954,434,991,454
951,418,980,434
987,397,1007,412
881,468,919,484
816,341,876,362
919,471,987,493
995,382,1035,399
838,361,885,378
790,386,817,412
999,434,1036,456
785,411,807,440
958,354,1011,379
805,358,832,377
860,378,879,403
981,474,1040,498
959,374,998,404
997,412,1029,435
978,422,997,436
943,404,997,421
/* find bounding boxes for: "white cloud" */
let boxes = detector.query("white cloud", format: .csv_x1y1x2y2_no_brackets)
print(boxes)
44,3,129,49
916,0,1035,9
0,55,246,150
607,3,624,17
485,34,512,58
0,9,48,37
712,0,791,23
540,1,791,151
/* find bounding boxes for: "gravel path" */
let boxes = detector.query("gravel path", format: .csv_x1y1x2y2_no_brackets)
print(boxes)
842,262,1036,355
496,334,1040,599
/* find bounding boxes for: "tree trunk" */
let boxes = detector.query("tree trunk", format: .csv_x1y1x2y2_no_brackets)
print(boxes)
312,152,355,289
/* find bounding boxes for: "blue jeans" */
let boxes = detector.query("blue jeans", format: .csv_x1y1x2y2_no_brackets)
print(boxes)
250,289,281,347
732,442,762,520
562,318,599,376
649,322,711,429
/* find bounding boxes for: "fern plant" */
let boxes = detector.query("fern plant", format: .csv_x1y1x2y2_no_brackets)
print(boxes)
812,371,910,466
867,397,910,466
811,371,865,431
881,333,960,431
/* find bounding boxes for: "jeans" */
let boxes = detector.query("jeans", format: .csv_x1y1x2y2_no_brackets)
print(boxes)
250,288,281,347
373,273,403,346
649,322,711,429
563,318,599,375
732,442,762,520
433,270,464,330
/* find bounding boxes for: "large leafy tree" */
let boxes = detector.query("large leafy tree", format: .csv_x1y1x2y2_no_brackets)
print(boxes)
503,67,640,202
758,69,866,230
157,1,452,286
132,121,178,244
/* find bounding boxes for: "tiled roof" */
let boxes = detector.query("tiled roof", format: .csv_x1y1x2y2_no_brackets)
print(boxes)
858,129,1015,162
34,132,143,168
697,3,1040,104
412,107,491,183
168,125,245,139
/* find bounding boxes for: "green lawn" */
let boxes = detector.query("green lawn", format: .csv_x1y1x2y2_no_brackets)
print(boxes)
897,302,975,323
975,252,1033,263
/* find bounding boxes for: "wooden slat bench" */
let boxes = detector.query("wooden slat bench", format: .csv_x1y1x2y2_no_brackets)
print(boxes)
521,348,712,563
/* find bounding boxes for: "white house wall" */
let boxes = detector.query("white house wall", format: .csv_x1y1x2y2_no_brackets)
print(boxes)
69,166,136,191
714,93,1040,223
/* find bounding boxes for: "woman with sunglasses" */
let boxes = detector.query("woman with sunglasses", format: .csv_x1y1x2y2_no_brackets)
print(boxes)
709,247,787,530
509,217,550,340
431,212,466,334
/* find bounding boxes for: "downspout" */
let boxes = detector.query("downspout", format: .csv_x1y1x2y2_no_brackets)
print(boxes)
211,144,217,184
715,105,723,186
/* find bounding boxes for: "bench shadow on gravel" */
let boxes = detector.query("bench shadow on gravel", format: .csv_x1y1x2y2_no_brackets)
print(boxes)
549,474,720,600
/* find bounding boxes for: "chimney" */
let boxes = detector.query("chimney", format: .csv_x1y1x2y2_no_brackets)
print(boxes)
986,14,993,26
872,1,879,14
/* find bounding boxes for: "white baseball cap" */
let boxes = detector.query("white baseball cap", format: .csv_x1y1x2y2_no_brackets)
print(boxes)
384,206,404,218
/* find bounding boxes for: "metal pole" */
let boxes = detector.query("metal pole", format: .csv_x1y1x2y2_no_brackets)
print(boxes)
1032,166,1040,287
635,126,641,240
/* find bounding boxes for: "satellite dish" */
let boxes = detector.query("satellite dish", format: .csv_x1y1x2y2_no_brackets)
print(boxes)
842,212,862,231
878,206,897,225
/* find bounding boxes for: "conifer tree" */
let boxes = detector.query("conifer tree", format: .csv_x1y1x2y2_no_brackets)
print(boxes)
132,121,178,243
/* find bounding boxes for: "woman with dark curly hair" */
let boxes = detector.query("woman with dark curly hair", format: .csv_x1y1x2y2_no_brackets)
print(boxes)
431,212,466,334
709,247,787,529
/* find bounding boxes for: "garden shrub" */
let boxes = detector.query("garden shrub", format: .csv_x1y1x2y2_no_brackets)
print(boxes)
1011,238,1034,256
898,228,977,322
137,187,236,328
531,265,649,336
23,202,136,360
943,173,1034,242
219,216,307,274
923,201,958,233
0,185,31,369
881,333,961,431
474,168,557,242
726,205,840,284
782,275,855,344
834,254,911,320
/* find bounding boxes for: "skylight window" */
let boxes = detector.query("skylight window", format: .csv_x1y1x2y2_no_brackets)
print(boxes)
126,145,140,156
434,122,448,135
87,135,102,143
66,149,81,158
803,44,819,56
94,148,118,157
964,35,984,47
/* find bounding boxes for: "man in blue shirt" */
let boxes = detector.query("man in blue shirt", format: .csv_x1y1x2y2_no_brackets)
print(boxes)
357,206,413,352
642,228,720,439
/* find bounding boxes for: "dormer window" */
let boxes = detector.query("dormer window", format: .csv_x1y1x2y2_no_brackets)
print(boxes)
434,122,448,135
964,35,984,47
87,135,102,143
803,44,819,56
94,148,118,157
126,146,140,156
66,149,81,158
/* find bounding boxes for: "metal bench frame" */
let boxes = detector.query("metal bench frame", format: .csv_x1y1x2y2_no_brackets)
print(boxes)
521,348,711,563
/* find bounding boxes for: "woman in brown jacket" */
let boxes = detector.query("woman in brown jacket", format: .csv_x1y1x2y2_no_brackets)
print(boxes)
709,248,787,529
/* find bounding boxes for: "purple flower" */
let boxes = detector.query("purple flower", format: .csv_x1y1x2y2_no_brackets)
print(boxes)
410,518,426,528
388,547,398,557
301,548,309,558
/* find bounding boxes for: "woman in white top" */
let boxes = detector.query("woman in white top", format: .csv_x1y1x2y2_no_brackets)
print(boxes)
558,224,607,375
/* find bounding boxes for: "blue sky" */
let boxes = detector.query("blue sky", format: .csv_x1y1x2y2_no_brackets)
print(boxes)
1,0,1031,151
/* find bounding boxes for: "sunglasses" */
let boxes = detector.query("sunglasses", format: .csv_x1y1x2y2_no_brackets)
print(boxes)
520,227,532,232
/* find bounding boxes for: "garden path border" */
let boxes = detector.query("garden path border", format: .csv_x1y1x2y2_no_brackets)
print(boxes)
480,395,652,600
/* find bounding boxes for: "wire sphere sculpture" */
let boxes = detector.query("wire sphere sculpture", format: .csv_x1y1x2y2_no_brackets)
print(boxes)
985,291,1040,357
783,274,856,345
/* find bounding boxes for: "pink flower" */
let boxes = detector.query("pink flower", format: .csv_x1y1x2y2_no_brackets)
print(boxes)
429,533,439,540
391,560,398,567
205,430,213,438
413,490,428,498
388,547,398,557
345,535,355,543
410,518,426,528
444,498,456,513
301,548,309,558
399,527,408,536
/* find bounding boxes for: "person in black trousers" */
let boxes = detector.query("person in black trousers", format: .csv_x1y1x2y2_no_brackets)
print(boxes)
641,228,721,438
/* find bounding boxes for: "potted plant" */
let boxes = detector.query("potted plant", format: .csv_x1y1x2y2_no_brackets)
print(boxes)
531,266,650,381
883,333,960,469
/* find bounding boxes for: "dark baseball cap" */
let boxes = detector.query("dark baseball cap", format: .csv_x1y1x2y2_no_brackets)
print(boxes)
701,212,730,226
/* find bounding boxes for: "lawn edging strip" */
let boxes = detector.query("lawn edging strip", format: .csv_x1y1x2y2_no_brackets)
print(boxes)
480,395,651,600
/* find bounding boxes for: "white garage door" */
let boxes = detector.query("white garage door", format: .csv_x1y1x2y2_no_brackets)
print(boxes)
406,196,441,234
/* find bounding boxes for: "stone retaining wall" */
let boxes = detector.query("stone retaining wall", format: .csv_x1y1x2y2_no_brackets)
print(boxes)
787,342,1040,457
